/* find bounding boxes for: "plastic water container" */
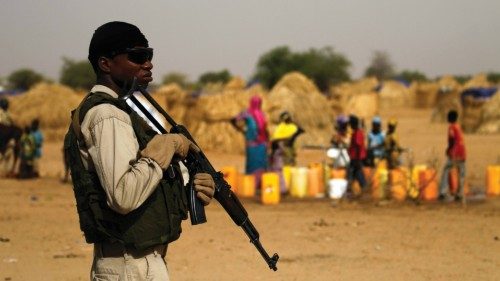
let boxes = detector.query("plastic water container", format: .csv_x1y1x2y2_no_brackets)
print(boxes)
371,168,389,200
282,165,293,192
330,168,347,179
390,168,409,201
419,169,438,201
307,166,323,197
261,172,280,205
238,174,256,197
323,164,331,190
486,165,500,196
363,167,374,187
221,166,239,194
291,167,308,198
328,179,348,199
411,165,427,190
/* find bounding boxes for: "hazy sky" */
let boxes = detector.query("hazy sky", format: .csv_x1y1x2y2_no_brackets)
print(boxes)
1,0,499,84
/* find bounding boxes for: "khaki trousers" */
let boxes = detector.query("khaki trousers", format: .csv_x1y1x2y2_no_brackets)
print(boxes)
90,245,170,281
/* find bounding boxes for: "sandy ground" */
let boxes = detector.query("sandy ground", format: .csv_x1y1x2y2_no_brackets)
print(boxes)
1,108,500,281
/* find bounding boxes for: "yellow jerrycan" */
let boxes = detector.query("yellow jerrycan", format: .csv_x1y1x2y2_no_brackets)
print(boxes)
261,172,280,205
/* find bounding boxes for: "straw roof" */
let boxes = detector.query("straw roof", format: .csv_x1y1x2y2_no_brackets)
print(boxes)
476,89,500,134
329,77,379,120
8,82,83,141
378,80,411,109
267,72,334,146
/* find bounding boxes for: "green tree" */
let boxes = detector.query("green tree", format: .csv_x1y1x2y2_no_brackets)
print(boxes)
364,51,395,80
162,72,191,88
454,75,472,85
198,69,232,85
59,57,95,90
253,46,351,91
7,68,44,90
487,72,500,84
395,70,428,82
294,47,351,91
253,46,294,90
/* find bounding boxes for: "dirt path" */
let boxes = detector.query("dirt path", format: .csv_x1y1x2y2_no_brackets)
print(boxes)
1,178,500,281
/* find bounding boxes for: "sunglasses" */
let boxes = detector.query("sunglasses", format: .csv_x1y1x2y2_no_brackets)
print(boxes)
109,47,154,65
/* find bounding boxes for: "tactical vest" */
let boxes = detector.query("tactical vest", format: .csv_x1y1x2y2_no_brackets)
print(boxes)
63,92,188,250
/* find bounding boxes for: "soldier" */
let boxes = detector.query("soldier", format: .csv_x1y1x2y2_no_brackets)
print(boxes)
64,21,215,280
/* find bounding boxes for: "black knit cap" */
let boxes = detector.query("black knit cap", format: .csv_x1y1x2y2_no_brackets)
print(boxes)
88,21,149,71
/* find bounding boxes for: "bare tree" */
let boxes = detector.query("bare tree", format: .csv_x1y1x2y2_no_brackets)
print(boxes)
364,50,395,80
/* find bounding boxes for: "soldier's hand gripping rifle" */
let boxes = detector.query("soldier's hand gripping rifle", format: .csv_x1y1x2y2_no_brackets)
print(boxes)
123,78,279,271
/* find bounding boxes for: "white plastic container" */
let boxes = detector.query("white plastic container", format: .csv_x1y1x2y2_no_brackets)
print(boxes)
328,179,348,199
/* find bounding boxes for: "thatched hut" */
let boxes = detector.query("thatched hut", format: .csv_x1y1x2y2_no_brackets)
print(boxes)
9,83,83,141
431,75,462,123
414,82,439,108
267,72,334,147
476,89,500,134
329,77,379,121
378,80,411,110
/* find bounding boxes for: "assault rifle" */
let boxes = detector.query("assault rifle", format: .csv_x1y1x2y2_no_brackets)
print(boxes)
122,78,279,271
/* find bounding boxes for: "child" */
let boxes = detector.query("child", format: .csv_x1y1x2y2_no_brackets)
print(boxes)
31,119,44,177
347,115,367,195
18,126,36,179
438,110,466,203
366,116,385,167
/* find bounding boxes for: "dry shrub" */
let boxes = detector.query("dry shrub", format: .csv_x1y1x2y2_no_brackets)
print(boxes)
9,82,82,141
267,72,334,146
378,80,411,109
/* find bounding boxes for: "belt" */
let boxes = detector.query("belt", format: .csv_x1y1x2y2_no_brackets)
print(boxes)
95,242,167,258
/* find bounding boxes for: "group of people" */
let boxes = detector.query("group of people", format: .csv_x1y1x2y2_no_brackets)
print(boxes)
0,97,44,179
230,96,304,193
330,114,404,196
330,110,466,202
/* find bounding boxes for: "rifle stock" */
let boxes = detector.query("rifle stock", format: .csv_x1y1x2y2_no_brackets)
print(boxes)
123,79,279,271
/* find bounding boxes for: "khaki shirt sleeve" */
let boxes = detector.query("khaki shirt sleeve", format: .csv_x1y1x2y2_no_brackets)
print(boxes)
81,103,163,215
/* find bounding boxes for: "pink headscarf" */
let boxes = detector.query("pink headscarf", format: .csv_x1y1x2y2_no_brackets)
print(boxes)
248,95,268,143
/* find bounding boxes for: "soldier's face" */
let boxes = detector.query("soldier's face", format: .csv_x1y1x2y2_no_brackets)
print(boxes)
108,47,153,87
